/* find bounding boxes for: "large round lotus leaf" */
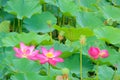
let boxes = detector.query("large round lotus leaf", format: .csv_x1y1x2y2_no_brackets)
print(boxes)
24,12,57,33
4,0,41,19
9,58,40,73
76,11,104,28
79,0,97,11
54,25,94,41
11,72,41,80
57,0,78,16
2,32,50,47
98,65,114,80
94,26,120,44
101,5,120,22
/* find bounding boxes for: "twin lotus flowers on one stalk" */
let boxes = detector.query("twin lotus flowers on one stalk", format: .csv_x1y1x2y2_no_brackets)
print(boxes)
88,46,109,80
13,42,64,66
88,46,109,59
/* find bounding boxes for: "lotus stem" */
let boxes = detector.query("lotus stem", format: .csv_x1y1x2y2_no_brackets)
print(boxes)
12,18,15,32
96,61,99,80
18,19,22,33
48,63,50,76
80,45,83,80
62,15,65,26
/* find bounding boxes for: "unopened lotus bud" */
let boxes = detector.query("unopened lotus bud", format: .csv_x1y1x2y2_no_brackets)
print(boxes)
58,35,64,41
80,35,86,45
61,68,69,80
58,31,65,41
63,74,68,80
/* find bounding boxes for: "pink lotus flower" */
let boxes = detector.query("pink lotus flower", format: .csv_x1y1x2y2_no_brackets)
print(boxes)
36,47,64,66
88,47,100,59
88,46,109,59
13,42,39,60
99,50,109,58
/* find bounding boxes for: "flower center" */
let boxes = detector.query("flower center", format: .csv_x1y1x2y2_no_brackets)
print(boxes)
22,54,27,58
22,49,26,53
46,52,54,58
22,49,28,58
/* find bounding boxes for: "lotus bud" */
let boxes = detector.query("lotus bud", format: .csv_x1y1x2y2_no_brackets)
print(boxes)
80,35,86,45
58,31,64,41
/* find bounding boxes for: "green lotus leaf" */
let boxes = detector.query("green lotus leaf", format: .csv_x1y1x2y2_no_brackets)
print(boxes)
10,58,40,72
11,72,41,80
94,26,120,44
57,0,78,16
76,11,104,28
98,65,114,80
2,32,50,47
101,5,120,22
4,0,42,19
57,54,94,78
79,0,98,11
54,25,94,41
24,12,57,33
